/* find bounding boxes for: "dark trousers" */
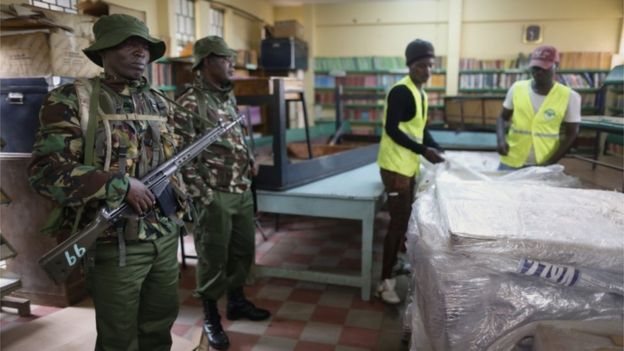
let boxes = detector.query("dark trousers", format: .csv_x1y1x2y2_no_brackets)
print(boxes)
86,233,180,351
380,168,415,280
193,189,255,301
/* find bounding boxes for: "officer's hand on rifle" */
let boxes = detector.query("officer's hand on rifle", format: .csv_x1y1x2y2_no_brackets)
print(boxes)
127,177,156,215
250,160,259,177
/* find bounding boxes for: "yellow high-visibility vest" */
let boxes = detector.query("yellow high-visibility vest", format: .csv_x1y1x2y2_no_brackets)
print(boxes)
377,76,428,177
500,80,571,168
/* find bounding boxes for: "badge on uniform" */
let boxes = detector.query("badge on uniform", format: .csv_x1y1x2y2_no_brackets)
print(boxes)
544,108,556,120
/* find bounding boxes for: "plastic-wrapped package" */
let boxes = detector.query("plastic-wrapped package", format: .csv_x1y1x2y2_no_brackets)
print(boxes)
436,181,624,270
406,152,624,351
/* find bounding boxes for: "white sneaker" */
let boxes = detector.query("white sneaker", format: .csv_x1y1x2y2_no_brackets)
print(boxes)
376,278,401,304
392,257,412,276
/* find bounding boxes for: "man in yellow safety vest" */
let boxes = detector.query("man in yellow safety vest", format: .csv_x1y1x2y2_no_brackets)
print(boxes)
497,45,580,170
376,39,445,304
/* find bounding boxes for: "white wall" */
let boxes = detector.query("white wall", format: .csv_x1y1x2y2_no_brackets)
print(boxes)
275,0,622,60
313,0,449,57
461,0,622,59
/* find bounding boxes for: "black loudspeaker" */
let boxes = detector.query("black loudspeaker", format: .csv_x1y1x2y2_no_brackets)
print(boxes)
260,37,308,71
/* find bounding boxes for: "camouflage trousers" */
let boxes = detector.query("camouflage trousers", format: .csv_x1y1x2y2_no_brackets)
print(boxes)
193,189,255,301
380,168,415,280
86,232,179,351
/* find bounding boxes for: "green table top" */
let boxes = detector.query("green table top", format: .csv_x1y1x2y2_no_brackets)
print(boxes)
580,116,624,134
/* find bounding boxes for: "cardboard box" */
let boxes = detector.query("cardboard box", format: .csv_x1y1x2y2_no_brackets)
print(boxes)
1,32,52,78
0,5,101,78
273,20,304,40
50,32,101,78
0,31,102,78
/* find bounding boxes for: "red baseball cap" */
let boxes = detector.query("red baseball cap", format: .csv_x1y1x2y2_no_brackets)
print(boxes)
529,45,560,70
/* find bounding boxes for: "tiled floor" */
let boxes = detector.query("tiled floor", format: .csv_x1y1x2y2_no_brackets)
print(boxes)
178,213,411,351
1,212,412,351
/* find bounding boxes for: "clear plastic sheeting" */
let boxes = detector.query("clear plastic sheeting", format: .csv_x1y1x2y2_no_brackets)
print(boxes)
496,164,581,187
419,151,582,188
406,152,624,351
488,318,623,351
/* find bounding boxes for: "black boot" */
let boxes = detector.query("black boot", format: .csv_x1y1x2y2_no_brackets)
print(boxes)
202,299,230,350
226,287,271,321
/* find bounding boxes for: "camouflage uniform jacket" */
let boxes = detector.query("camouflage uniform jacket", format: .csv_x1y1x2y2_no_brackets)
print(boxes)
29,74,184,241
174,77,253,206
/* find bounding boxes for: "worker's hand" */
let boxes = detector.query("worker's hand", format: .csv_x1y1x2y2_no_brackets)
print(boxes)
126,177,156,215
423,147,445,164
497,141,509,156
250,161,259,177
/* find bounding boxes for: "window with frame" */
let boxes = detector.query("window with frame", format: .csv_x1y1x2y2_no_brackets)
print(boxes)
209,7,224,38
175,0,196,56
30,0,77,13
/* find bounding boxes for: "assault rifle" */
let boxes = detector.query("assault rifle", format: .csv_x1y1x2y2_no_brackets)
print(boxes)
39,115,243,284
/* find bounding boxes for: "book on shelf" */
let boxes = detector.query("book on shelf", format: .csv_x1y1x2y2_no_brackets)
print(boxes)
459,55,529,70
427,74,446,88
343,108,382,122
557,72,607,89
614,95,624,110
580,93,597,107
149,60,174,88
427,92,444,106
237,105,262,126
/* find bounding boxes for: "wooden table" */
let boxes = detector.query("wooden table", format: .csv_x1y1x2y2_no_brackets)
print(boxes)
256,163,385,300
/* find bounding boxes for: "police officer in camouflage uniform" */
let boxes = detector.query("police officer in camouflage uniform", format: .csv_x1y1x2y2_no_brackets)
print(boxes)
174,36,270,350
29,14,185,351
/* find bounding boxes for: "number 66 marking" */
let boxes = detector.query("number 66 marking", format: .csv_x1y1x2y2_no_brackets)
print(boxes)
64,244,86,267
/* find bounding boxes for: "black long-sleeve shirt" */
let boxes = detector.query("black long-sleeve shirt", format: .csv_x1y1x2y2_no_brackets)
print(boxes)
384,85,441,154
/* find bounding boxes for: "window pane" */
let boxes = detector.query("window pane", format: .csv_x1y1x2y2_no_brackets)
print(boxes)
31,0,76,12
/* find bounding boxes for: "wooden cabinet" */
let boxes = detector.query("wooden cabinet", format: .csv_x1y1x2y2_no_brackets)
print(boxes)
0,154,86,307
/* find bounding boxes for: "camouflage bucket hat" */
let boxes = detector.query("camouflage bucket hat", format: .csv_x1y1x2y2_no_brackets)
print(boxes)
192,36,237,70
83,14,166,67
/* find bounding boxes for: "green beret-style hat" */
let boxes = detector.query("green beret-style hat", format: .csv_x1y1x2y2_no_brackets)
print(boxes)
83,14,166,67
192,36,237,70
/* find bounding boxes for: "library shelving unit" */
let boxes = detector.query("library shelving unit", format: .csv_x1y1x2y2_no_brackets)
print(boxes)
601,65,623,156
314,56,446,135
